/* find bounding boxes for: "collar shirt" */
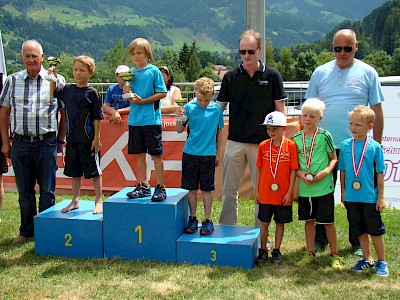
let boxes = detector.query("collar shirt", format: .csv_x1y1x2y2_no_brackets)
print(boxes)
0,66,65,136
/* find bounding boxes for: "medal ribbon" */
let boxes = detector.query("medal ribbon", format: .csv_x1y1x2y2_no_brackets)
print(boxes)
302,128,318,173
269,137,284,182
352,137,369,179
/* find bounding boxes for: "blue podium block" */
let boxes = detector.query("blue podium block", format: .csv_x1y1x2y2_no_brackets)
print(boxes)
34,200,103,259
177,225,260,269
103,187,188,262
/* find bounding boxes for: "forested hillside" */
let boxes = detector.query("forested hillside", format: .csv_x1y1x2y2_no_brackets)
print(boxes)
0,0,390,62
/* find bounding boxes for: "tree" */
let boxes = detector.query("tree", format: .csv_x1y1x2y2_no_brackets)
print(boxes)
294,50,318,80
185,51,202,82
391,48,400,75
317,50,334,65
278,47,295,80
362,50,392,77
199,64,221,83
178,43,190,72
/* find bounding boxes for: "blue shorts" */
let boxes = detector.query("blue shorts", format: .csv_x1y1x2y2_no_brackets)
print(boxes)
64,142,102,179
181,152,215,192
128,125,163,155
298,192,335,224
344,201,386,237
258,204,293,224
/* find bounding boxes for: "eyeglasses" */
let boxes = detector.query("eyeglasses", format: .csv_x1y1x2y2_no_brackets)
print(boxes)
333,46,354,53
238,49,258,55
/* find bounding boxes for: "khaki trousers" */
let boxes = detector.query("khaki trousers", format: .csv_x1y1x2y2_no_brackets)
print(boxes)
219,140,260,226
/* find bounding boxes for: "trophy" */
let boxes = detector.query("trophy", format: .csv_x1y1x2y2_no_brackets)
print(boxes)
175,98,188,122
119,71,135,99
44,56,61,82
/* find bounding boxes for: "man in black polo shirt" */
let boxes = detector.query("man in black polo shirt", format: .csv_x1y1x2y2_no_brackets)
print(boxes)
218,30,287,226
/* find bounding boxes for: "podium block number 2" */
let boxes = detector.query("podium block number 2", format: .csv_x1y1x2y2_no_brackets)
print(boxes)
135,225,143,244
210,250,217,262
64,233,72,247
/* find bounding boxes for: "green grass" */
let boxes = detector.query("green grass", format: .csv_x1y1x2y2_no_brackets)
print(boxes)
0,193,399,299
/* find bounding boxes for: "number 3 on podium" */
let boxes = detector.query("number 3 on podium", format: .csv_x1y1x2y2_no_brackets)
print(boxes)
210,250,217,261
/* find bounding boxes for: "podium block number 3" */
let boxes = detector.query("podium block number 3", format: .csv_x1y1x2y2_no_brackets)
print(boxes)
210,250,217,262
64,233,72,247
135,225,143,244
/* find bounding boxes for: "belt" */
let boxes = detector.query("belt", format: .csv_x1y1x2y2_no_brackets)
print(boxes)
14,132,56,142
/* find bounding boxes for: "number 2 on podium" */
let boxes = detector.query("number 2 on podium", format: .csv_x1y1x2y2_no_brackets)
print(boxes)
135,225,142,244
64,233,72,247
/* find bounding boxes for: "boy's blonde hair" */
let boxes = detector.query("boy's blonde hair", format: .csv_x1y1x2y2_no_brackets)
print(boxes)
194,77,214,96
73,55,95,73
128,38,153,62
349,105,375,124
301,98,326,117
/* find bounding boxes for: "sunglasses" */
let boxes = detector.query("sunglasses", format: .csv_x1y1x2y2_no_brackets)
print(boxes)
333,46,354,53
238,49,258,55
159,66,170,74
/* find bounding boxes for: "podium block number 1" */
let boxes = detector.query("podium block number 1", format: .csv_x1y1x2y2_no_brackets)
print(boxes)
64,233,72,247
135,225,142,244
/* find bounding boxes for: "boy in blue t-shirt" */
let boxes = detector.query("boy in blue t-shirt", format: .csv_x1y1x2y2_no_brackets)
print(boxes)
123,38,168,202
338,105,388,276
176,77,224,235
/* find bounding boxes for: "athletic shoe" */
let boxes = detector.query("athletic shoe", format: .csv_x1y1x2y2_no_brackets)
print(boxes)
271,249,283,264
330,255,345,270
200,219,214,235
375,260,389,277
297,251,317,267
353,247,363,257
255,249,268,265
126,183,151,199
151,184,167,202
350,258,375,272
184,217,198,234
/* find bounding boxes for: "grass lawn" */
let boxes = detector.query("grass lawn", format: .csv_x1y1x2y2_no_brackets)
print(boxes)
0,192,399,299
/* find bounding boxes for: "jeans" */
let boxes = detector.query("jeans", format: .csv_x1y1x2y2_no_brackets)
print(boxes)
11,134,57,237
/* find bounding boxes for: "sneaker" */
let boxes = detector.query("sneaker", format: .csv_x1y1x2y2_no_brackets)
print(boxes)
330,255,345,270
151,184,167,202
353,247,363,257
126,183,151,199
297,251,317,267
271,249,283,264
200,219,214,235
184,217,198,234
375,260,389,277
255,249,268,265
350,258,375,272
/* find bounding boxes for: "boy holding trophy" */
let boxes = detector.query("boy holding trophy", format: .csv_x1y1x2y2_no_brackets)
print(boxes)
123,38,168,202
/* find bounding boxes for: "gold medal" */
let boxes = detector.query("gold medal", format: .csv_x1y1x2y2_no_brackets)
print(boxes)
352,181,362,190
270,183,279,191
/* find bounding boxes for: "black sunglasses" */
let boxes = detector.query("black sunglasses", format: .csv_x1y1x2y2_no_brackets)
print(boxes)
333,46,354,53
238,49,257,55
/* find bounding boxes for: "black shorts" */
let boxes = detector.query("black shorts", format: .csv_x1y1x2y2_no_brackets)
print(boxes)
298,192,335,224
344,201,386,237
181,152,215,192
258,204,293,224
64,142,102,179
128,125,163,155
